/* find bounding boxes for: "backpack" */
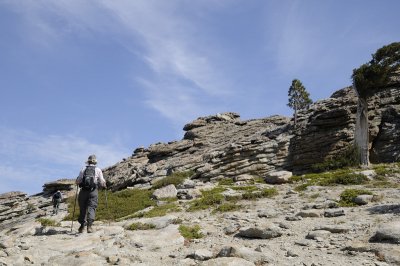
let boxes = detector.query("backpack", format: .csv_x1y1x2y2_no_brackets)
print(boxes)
53,192,62,202
80,165,97,191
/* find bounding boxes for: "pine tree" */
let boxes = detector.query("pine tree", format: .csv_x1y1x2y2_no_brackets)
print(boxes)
287,79,313,125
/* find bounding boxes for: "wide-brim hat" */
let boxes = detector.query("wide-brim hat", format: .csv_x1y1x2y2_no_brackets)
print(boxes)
86,154,97,164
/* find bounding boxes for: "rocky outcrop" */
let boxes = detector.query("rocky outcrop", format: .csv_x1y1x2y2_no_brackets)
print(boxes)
289,87,358,173
104,113,293,191
102,85,399,190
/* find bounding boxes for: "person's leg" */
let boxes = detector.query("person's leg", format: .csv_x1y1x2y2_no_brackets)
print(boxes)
78,190,89,232
86,189,98,233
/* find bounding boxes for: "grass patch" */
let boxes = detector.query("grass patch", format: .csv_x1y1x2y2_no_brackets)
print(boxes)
178,224,204,240
136,203,181,218
253,176,266,184
339,189,373,207
218,178,235,186
187,187,225,212
127,222,156,231
152,170,194,189
373,164,400,180
291,169,369,191
64,188,155,221
230,185,258,192
213,203,242,213
37,218,60,227
242,187,278,200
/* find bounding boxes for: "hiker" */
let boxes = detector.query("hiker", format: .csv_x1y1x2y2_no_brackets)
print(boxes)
75,154,106,233
52,190,63,215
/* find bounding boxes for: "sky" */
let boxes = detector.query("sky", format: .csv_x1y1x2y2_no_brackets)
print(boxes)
0,0,399,195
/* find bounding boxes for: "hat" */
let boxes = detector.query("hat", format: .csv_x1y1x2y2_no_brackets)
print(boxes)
87,154,97,164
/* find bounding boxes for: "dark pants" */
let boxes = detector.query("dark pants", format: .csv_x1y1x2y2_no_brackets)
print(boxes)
78,188,98,226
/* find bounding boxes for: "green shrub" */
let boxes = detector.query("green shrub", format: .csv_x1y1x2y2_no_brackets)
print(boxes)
218,178,234,186
231,186,258,192
213,203,241,213
253,177,266,184
178,224,204,240
339,189,373,207
319,173,368,186
139,203,181,218
241,188,278,200
260,187,278,197
187,187,226,212
26,203,36,213
291,169,368,190
311,144,360,172
152,170,194,189
64,188,155,221
37,218,60,227
127,222,156,231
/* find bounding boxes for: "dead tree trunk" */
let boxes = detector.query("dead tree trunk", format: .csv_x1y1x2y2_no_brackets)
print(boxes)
354,86,369,166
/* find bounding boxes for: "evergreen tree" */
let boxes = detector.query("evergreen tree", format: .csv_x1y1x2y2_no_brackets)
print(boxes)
352,42,400,166
287,79,313,125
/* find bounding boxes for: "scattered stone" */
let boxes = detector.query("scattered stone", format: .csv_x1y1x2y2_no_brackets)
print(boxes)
314,225,350,233
201,257,255,266
257,210,278,218
107,255,120,265
152,185,178,200
236,225,282,239
296,210,321,218
353,195,374,205
218,245,273,264
324,209,345,217
370,221,400,244
189,249,213,261
286,216,303,221
223,224,240,235
264,171,292,184
306,230,331,240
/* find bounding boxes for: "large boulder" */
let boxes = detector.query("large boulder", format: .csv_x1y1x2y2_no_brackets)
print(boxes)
370,221,400,244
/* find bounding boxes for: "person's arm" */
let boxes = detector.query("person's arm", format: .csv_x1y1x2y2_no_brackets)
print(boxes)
96,168,107,188
76,168,84,185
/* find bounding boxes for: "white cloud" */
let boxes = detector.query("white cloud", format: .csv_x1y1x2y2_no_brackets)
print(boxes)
0,127,129,194
3,0,233,125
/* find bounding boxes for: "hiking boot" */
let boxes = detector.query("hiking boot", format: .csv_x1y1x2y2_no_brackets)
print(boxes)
78,224,85,233
87,225,94,233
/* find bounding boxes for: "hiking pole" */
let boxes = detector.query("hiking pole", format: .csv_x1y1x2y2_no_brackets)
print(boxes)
70,185,79,232
104,188,110,225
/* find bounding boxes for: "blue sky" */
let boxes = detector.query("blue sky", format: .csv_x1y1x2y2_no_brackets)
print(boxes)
0,0,399,195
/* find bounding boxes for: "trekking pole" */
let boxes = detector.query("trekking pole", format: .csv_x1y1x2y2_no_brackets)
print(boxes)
70,185,79,232
104,188,110,225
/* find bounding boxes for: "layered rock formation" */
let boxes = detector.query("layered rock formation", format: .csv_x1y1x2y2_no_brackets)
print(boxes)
104,85,400,190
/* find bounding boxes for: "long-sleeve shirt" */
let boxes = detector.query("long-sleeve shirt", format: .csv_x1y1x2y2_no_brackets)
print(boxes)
76,164,106,188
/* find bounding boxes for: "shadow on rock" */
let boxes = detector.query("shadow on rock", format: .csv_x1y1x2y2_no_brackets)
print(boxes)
367,204,400,215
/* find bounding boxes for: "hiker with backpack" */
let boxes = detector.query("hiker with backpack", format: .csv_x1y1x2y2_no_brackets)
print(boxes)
75,154,106,233
52,190,63,215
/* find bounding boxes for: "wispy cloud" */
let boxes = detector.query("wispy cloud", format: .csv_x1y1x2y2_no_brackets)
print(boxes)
0,127,129,194
3,0,233,125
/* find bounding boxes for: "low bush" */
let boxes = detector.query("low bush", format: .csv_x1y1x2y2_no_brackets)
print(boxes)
311,144,360,172
137,203,181,218
291,169,368,191
127,222,156,231
218,178,235,186
64,188,155,221
152,170,194,189
187,187,225,212
178,224,204,240
213,203,242,213
339,189,373,207
37,218,60,227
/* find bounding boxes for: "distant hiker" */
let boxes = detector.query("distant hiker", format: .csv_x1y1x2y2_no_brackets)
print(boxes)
52,190,63,215
75,154,106,233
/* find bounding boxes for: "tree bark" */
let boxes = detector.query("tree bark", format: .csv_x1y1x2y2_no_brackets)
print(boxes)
354,86,369,166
